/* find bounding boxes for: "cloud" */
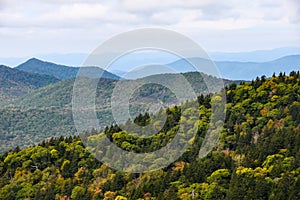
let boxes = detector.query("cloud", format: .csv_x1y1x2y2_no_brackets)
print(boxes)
288,0,300,23
0,0,299,57
1,0,299,28
43,3,108,20
0,1,139,29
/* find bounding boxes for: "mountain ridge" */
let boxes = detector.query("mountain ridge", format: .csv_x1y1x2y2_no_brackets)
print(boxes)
16,58,120,80
210,46,300,62
167,54,300,80
0,64,60,104
2,54,299,81
0,71,239,152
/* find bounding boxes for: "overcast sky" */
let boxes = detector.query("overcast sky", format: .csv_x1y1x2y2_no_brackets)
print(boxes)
1,0,300,57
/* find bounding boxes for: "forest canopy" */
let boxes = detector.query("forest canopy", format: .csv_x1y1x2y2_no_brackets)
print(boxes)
0,71,299,199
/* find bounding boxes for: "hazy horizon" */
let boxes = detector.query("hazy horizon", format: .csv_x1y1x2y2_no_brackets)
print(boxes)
1,46,300,67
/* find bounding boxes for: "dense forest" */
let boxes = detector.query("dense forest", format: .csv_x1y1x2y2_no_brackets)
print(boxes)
0,71,299,199
0,71,238,153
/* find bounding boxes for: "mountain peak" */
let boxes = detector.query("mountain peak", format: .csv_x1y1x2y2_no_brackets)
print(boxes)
16,58,120,80
20,57,54,68
25,57,48,65
28,57,40,61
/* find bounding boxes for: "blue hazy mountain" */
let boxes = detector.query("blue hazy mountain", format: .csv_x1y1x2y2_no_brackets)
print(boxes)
168,55,300,80
2,47,300,80
16,58,120,80
210,46,300,62
1,46,300,66
0,53,88,67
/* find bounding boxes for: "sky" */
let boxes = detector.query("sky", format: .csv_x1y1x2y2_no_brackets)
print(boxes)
0,0,300,58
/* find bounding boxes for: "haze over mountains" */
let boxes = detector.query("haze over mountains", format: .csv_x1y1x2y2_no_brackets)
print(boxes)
16,58,120,80
210,46,300,62
168,55,300,80
6,52,300,81
1,53,299,105
1,46,300,67
0,59,120,105
0,59,235,152
1,53,299,103
0,54,299,152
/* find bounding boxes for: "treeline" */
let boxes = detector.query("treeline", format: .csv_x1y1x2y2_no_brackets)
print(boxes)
0,71,299,199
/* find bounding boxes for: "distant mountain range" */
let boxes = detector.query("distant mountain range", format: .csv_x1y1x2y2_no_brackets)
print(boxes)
16,58,120,80
216,55,300,80
0,51,299,80
0,60,237,152
210,46,300,62
168,55,300,80
1,46,300,66
1,54,299,105
0,58,120,105
0,54,299,152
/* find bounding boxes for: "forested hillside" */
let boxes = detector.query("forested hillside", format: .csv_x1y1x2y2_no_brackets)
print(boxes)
13,72,235,109
0,71,299,199
0,65,59,104
0,72,236,153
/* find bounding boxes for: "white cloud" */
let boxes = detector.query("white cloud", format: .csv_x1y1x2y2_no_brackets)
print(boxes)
0,0,299,57
43,3,108,20
1,0,299,28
